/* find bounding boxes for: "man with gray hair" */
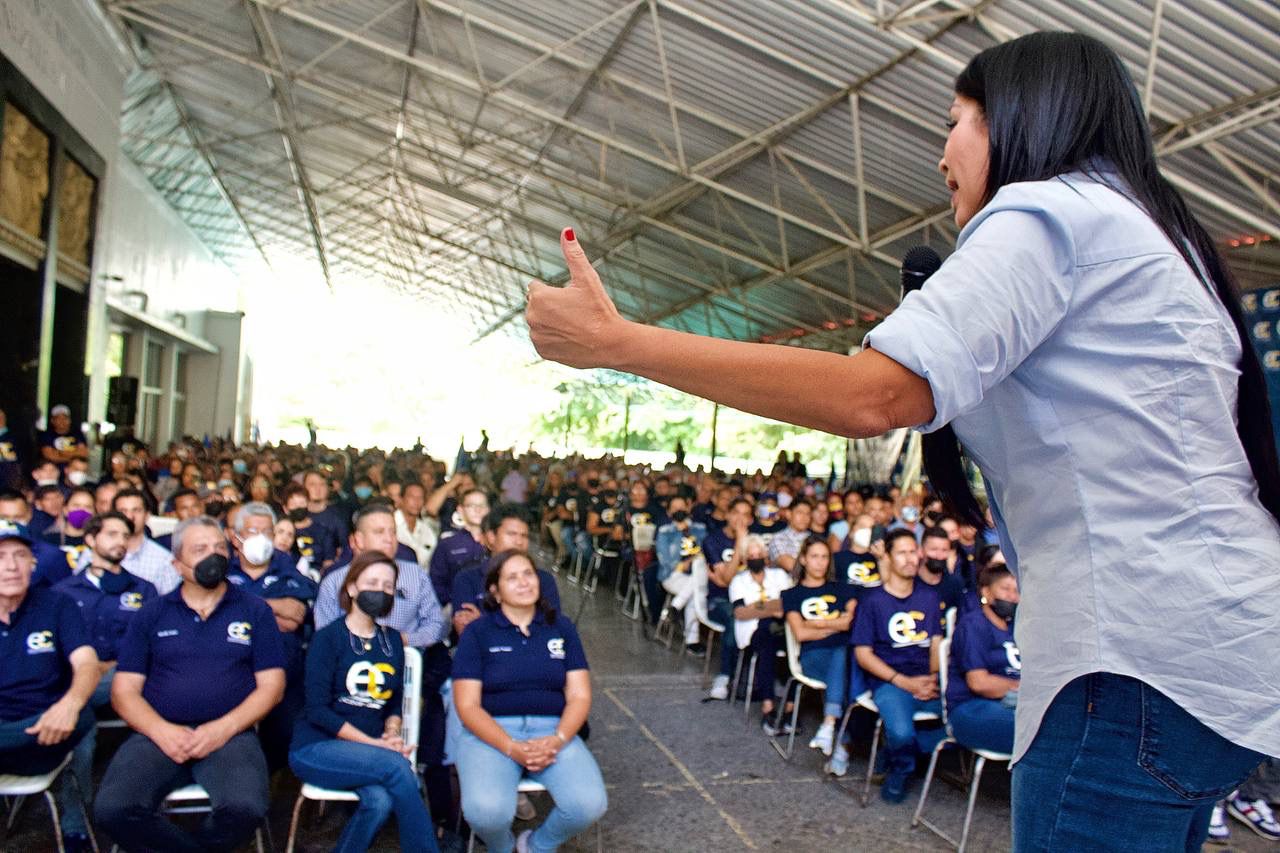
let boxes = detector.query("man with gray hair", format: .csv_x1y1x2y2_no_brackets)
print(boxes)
97,515,285,852
228,501,316,772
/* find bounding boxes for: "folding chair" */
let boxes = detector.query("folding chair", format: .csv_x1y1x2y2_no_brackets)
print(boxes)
944,607,958,639
911,637,1012,852
691,589,725,681
830,684,941,806
766,624,828,761
465,778,603,853
285,646,424,853
0,753,97,853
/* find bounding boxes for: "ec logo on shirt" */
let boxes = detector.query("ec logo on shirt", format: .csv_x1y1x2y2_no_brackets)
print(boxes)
888,611,929,647
1004,641,1022,672
26,630,55,653
226,621,252,645
547,638,566,660
118,592,144,610
346,662,395,701
800,595,838,621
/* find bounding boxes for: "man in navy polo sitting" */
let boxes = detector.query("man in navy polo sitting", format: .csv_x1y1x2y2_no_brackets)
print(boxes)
449,504,560,638
0,489,75,587
53,511,158,847
95,516,286,852
227,500,317,772
0,519,100,822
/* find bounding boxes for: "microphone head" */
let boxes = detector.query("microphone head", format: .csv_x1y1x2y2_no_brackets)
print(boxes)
900,245,942,297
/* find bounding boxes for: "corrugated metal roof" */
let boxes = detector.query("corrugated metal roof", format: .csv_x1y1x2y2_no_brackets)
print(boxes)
103,0,1280,353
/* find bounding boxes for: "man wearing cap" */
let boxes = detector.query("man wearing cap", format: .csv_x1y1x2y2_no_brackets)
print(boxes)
0,489,78,588
0,519,101,818
39,405,88,469
52,512,158,848
95,515,285,852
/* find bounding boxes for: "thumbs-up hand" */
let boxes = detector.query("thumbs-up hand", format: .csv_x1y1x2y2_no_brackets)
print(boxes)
527,228,626,369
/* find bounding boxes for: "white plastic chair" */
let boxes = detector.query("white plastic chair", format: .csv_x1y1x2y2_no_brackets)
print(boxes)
766,624,828,761
285,646,424,853
0,753,97,853
465,778,603,852
944,606,958,639
911,636,1013,852
691,588,725,680
830,678,941,806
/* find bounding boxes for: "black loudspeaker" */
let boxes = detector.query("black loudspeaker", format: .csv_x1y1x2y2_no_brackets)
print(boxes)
107,375,138,425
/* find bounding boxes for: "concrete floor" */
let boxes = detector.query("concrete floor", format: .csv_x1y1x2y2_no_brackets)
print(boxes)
5,565,1275,852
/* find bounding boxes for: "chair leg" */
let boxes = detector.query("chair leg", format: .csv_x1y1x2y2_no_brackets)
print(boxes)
825,703,857,776
730,650,746,707
285,793,305,853
743,653,757,725
595,821,603,853
912,742,945,828
65,768,100,853
957,756,987,853
785,685,804,760
861,717,883,807
703,631,716,681
43,790,64,853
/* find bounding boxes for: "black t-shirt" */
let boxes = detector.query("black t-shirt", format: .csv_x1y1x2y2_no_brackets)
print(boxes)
781,582,856,650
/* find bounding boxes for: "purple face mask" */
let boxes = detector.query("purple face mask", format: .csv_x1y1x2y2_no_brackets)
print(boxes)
67,508,93,529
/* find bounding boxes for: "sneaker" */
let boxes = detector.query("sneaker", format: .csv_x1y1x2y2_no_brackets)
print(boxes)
515,792,537,821
808,721,836,756
761,714,782,736
826,744,850,777
1227,794,1280,840
686,642,707,656
1208,803,1231,844
515,828,534,853
708,674,729,701
881,770,911,804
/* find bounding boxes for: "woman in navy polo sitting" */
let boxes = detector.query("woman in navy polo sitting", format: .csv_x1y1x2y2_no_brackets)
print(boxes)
946,558,1021,755
289,551,438,853
453,549,607,853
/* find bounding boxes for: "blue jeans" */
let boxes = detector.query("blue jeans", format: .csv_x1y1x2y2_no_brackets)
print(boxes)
0,704,95,777
948,697,1014,755
59,670,115,834
871,681,945,775
708,597,736,677
1012,673,1266,852
95,730,269,853
798,645,847,718
290,740,439,853
457,715,607,853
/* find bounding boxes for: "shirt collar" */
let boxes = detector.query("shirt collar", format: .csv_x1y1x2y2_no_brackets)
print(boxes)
491,608,547,630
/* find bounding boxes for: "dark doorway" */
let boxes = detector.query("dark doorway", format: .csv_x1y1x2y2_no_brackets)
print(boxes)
0,254,43,474
49,282,88,421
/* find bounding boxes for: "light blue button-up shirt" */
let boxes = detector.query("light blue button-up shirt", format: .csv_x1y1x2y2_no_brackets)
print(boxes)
867,171,1280,763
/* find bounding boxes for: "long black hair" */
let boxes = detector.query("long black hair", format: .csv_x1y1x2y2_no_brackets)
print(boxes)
924,31,1280,530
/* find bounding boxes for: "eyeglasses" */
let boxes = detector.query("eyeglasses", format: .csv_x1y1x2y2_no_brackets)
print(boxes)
462,502,488,509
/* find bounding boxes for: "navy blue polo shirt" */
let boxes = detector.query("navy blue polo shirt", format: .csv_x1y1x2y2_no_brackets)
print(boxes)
849,583,941,689
39,427,85,468
291,620,405,751
429,529,485,607
946,608,1021,710
701,526,737,601
228,550,318,667
116,584,286,725
0,586,92,721
31,538,74,587
450,563,561,615
53,570,158,662
451,609,588,718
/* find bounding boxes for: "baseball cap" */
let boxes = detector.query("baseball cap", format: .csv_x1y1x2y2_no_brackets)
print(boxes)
51,404,71,417
0,519,34,547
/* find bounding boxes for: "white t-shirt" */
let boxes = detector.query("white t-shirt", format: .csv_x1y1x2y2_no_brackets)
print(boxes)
728,567,793,650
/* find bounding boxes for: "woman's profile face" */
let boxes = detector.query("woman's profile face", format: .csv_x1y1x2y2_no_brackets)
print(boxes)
939,94,990,229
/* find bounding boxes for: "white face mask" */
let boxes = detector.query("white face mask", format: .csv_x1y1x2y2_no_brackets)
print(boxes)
240,533,273,566
777,492,793,508
67,470,88,486
852,527,873,550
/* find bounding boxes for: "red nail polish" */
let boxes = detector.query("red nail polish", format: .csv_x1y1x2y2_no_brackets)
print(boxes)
564,228,576,242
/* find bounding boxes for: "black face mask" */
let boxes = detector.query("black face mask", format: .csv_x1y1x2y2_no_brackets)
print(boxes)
746,557,766,572
990,598,1017,621
100,570,131,595
923,558,949,575
600,490,618,504
586,479,600,490
287,507,309,523
204,500,224,518
670,510,690,523
356,590,394,618
193,553,229,589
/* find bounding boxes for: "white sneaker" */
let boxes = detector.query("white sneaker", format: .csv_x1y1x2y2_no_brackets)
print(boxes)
1208,802,1231,843
826,744,850,777
708,674,729,701
515,828,534,853
515,792,537,821
808,722,835,756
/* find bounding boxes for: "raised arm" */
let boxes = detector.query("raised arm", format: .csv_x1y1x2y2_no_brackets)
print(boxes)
526,230,934,439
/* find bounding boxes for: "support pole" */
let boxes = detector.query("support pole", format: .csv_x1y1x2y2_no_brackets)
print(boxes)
709,402,720,473
622,394,631,458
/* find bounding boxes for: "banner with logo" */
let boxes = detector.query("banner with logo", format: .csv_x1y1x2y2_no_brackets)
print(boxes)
1242,286,1280,453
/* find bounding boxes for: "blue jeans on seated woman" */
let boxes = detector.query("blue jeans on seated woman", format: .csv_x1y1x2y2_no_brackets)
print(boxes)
1012,673,1266,853
798,645,847,718
870,682,945,775
948,697,1014,755
289,740,439,853
456,715,607,853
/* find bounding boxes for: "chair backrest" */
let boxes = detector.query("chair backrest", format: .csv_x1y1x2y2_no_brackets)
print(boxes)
402,646,423,766
784,622,804,679
944,606,957,639
937,636,952,730
632,522,656,552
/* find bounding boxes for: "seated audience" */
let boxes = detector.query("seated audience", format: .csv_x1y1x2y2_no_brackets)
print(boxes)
450,504,559,638
728,535,794,730
110,488,181,595
429,488,489,607
947,560,1020,755
289,551,438,853
767,498,813,573
917,525,972,614
95,516,286,852
154,488,203,551
396,482,438,566
453,550,607,853
850,528,945,803
655,494,709,652
703,497,753,699
41,486,94,563
0,489,76,586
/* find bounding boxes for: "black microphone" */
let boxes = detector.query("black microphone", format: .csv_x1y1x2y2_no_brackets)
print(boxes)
900,245,942,301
